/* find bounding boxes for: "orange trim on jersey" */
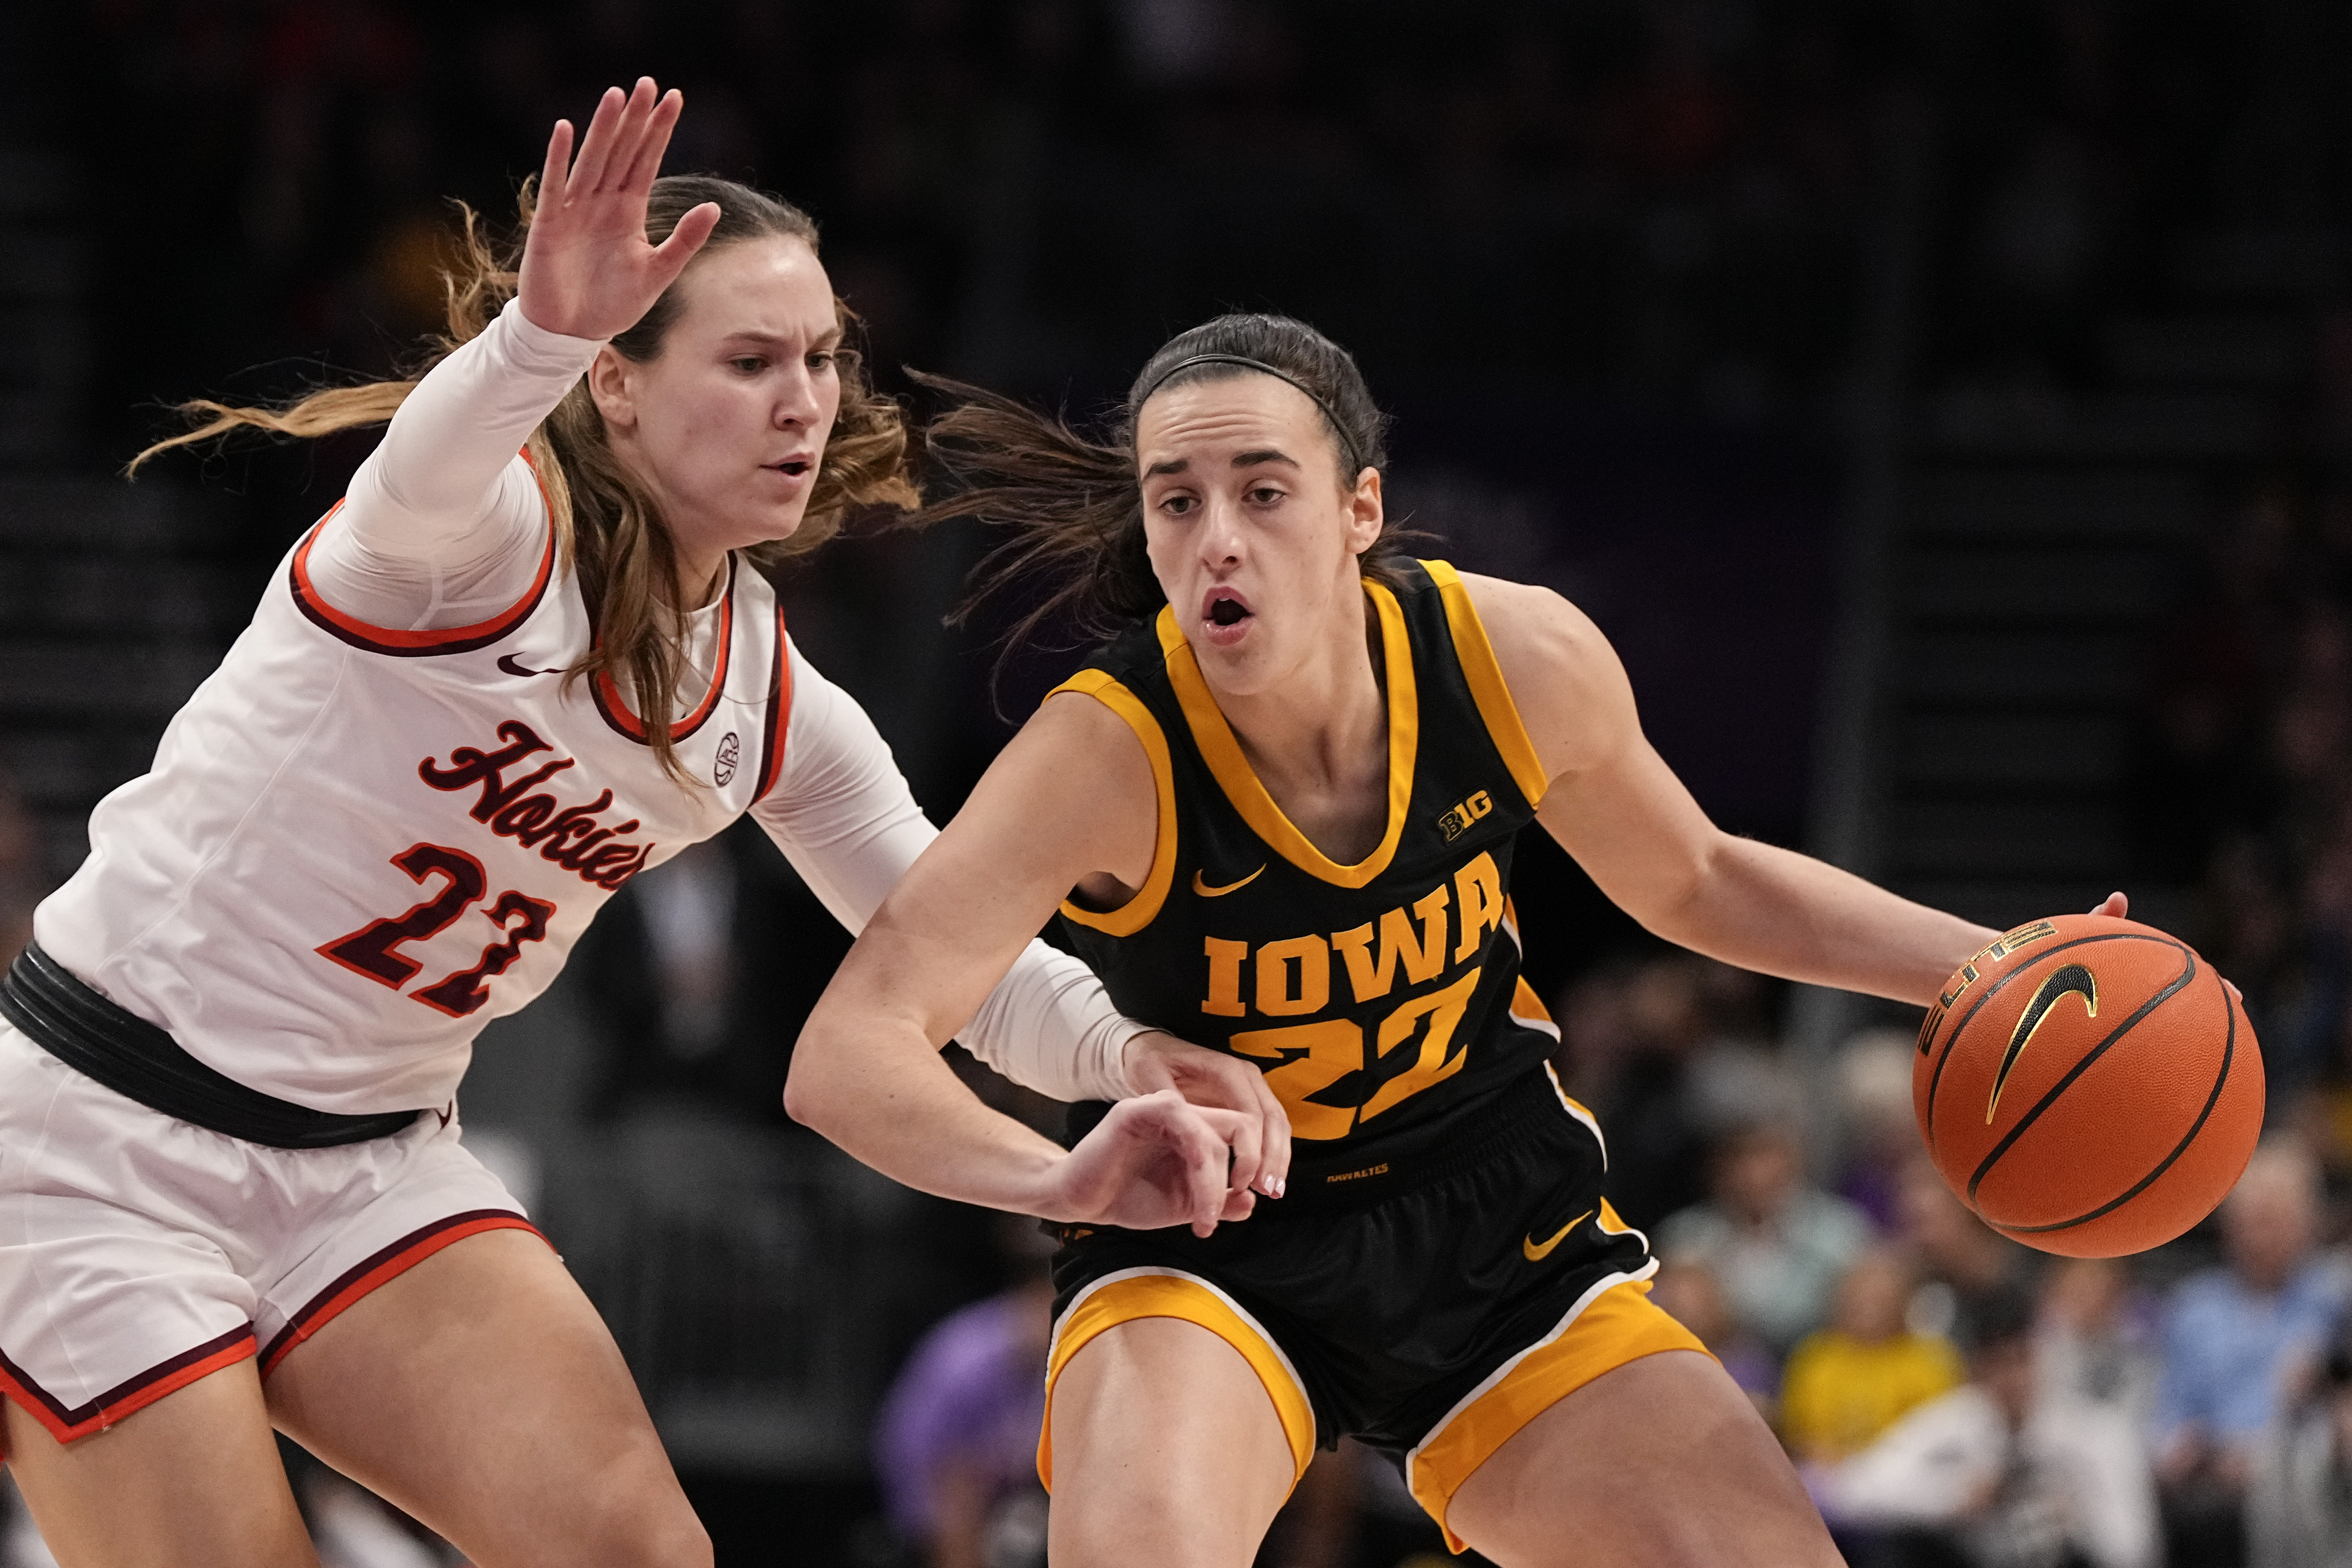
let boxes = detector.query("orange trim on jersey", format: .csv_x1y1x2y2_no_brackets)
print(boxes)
1048,670,1179,936
591,556,737,745
1424,559,1550,810
751,600,793,802
288,456,560,657
1155,579,1418,889
1406,1276,1703,1550
259,1210,544,1377
0,1324,257,1445
1040,1269,1315,1495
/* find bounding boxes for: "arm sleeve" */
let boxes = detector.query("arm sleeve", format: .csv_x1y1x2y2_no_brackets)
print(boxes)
749,639,1144,1103
303,298,605,631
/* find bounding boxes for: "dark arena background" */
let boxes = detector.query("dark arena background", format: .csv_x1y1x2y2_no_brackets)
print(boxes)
2,4,2350,1565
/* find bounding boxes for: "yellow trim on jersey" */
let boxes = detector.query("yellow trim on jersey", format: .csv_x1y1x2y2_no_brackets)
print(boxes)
1405,1275,1704,1550
1049,670,1179,936
1039,1269,1316,1493
1424,559,1550,809
1544,1060,1608,1167
1152,580,1418,889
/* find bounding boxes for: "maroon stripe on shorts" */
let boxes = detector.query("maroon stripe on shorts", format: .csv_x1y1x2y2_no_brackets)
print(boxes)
260,1208,541,1375
0,1323,257,1443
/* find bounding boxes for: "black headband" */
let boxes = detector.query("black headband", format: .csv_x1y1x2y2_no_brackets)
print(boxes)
1135,353,1369,477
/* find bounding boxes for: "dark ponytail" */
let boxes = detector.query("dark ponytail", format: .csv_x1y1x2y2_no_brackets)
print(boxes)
917,313,1412,667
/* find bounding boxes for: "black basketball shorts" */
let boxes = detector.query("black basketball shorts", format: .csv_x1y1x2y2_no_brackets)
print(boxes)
1039,1066,1707,1550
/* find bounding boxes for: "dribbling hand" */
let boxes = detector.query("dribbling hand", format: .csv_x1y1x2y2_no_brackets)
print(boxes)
1123,1030,1290,1202
516,78,721,342
1041,1090,1266,1238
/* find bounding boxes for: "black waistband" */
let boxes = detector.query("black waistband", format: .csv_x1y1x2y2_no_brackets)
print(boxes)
1057,1069,1571,1238
1274,1073,1566,1209
0,944,422,1149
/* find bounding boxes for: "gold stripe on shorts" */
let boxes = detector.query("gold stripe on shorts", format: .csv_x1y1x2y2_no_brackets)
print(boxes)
1039,1267,1316,1491
1407,1273,1707,1551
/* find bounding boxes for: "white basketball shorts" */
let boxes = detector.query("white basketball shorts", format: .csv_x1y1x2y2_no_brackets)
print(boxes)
0,1018,537,1443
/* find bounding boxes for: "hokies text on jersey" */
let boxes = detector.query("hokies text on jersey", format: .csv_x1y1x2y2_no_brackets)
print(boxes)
417,720,657,889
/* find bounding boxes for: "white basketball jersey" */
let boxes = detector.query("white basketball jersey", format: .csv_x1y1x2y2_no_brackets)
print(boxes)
35,504,790,1114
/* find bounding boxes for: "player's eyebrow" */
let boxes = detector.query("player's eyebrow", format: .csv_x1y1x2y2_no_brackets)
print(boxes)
1145,457,1190,477
1232,449,1297,469
718,326,844,352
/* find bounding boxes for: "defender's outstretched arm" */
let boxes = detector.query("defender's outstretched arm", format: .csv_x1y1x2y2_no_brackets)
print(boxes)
786,691,1286,1235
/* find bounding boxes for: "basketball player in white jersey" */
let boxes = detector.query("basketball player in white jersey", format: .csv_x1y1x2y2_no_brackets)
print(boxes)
0,81,1286,1567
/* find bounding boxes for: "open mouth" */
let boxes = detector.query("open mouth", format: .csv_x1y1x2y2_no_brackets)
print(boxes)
1203,589,1253,629
767,457,815,477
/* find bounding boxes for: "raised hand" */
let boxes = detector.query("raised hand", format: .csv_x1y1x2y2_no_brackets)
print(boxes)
1042,1090,1265,1238
516,78,722,342
1124,1030,1289,1200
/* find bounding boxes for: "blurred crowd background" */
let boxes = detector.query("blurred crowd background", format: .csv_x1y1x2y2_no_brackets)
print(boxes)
2,0,2352,1565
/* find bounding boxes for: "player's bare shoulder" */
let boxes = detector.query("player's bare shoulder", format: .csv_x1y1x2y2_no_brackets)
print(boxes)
1029,680,1156,783
975,681,1161,894
1451,570,1642,783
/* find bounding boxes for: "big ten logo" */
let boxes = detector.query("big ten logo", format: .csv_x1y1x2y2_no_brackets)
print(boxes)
1915,918,2060,1055
1199,851,1507,1139
1436,789,1494,842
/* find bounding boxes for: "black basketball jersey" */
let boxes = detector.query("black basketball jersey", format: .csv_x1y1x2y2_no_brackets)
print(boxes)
1055,559,1572,1186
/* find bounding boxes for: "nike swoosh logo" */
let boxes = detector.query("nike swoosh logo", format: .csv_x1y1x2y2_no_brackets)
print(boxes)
1191,866,1264,898
1988,963,2098,1123
496,654,561,677
1523,1209,1593,1262
435,1102,455,1130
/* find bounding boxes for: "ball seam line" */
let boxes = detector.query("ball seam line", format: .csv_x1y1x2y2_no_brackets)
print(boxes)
1992,976,2238,1236
1962,942,2198,1208
1923,932,2181,1145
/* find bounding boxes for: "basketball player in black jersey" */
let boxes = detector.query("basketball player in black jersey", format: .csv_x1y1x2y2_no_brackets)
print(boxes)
788,315,2054,1566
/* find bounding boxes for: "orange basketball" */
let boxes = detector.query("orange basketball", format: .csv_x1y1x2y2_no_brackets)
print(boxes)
1912,913,2263,1258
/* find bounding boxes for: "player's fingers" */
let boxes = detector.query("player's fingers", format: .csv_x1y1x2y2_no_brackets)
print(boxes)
1180,1123,1225,1238
618,87,685,194
566,85,629,196
538,119,574,209
1169,1103,1247,1238
1223,1099,1264,1205
649,202,721,284
1197,1051,1279,1189
567,90,627,198
1249,1071,1290,1199
2088,891,2128,919
599,77,660,192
